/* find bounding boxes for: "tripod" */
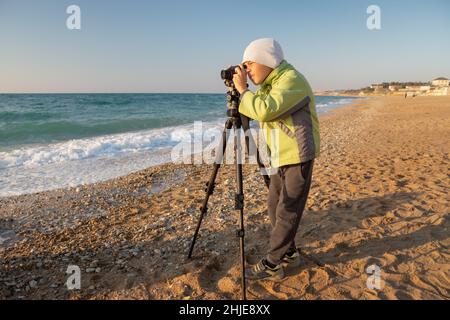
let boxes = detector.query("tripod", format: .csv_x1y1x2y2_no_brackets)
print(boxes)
186,81,270,300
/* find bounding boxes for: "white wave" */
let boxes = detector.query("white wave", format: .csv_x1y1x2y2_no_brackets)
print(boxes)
0,118,231,197
316,98,356,108
0,118,227,170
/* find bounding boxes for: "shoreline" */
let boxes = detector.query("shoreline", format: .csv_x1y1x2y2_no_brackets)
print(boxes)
1,96,449,300
0,96,363,199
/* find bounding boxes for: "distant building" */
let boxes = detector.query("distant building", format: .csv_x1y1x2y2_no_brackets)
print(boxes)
431,77,449,87
389,85,402,91
360,79,448,96
370,84,385,90
406,85,431,92
430,86,449,96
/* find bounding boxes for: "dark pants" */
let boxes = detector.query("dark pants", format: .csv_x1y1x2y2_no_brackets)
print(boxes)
266,160,314,265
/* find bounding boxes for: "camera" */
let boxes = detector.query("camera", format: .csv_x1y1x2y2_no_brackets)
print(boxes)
220,64,247,81
220,64,248,118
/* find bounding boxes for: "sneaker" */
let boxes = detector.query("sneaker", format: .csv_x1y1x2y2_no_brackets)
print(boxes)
245,259,285,281
281,249,301,268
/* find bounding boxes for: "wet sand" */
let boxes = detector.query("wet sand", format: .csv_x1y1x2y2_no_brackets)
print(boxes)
1,96,449,300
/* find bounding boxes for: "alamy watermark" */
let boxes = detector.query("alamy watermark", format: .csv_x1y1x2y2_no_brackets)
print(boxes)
66,265,81,290
169,121,281,175
366,264,384,290
367,5,381,30
66,5,81,30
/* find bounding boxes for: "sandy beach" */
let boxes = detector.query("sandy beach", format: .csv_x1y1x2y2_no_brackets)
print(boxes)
0,96,449,300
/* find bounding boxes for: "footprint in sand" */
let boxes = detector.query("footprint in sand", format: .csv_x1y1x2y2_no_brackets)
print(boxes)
395,179,409,188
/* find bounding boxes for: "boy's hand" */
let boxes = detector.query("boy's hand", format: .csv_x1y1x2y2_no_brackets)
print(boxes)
233,64,248,94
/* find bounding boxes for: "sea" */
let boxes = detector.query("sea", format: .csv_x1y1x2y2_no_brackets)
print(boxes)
0,94,358,197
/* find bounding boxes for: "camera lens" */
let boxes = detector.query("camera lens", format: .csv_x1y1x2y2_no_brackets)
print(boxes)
220,69,231,80
220,65,240,81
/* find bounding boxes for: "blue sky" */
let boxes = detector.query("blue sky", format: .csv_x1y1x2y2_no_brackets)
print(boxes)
0,0,449,93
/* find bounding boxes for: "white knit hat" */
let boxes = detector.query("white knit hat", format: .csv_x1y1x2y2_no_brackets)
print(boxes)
242,38,284,69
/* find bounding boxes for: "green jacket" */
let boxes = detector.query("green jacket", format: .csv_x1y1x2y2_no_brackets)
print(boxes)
239,60,320,168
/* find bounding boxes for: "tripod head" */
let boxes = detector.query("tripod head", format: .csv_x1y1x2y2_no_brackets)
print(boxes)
223,79,242,118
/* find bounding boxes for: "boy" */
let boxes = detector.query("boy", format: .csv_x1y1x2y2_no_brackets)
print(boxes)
232,38,320,280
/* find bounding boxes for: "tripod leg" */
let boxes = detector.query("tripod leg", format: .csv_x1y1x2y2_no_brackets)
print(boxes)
233,120,247,300
240,115,270,189
187,119,233,259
